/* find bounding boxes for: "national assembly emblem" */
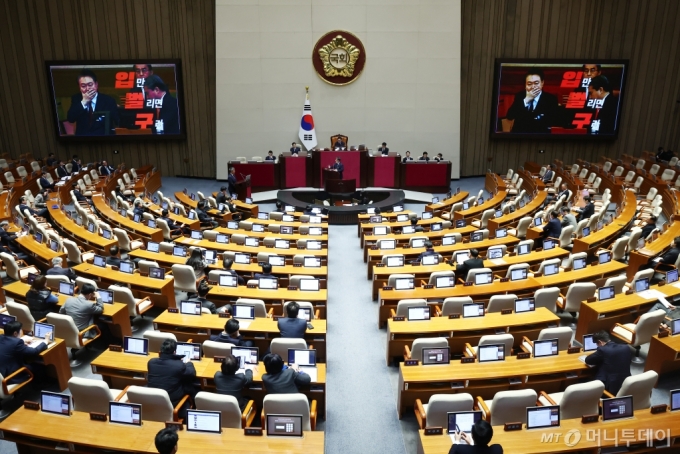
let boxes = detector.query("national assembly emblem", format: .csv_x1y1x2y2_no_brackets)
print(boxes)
312,31,366,86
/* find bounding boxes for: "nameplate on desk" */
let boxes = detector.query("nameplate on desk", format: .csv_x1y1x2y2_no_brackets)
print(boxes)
288,286,298,291
651,404,668,414
423,284,433,289
293,263,302,267
23,401,40,410
533,272,543,278
272,315,282,321
500,277,509,283
658,280,666,287
244,427,263,436
168,308,179,313
461,357,475,364
423,427,443,436
567,347,581,354
404,359,419,366
500,309,513,315
139,272,148,277
371,246,378,250
464,282,473,287
165,421,183,430
659,330,670,338
411,262,420,266
625,289,634,295
108,345,122,352
393,316,405,321
218,312,230,318
516,352,531,359
247,284,257,289
586,297,597,303
266,245,274,248
504,422,522,431
581,414,599,424
213,356,225,363
383,286,393,291
90,412,107,421
449,314,461,319
376,263,385,267
402,245,410,249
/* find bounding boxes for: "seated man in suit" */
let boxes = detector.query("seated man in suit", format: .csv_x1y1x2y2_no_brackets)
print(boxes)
415,241,437,263
210,319,253,346
46,256,77,282
154,428,178,454
19,195,48,218
419,151,430,162
290,142,301,156
59,283,104,339
332,137,346,150
147,339,199,411
331,157,344,179
0,220,25,256
159,209,190,235
453,248,484,281
254,263,277,281
378,142,389,155
222,258,245,285
576,196,595,222
215,186,236,213
402,151,413,163
106,245,122,267
46,153,59,167
410,216,424,233
560,206,577,230
196,200,218,228
434,153,445,162
584,330,631,395
640,216,658,240
278,302,307,339
505,67,559,134
0,321,51,389
213,354,254,410
39,172,54,191
262,353,311,394
56,161,69,178
186,281,218,314
99,160,115,176
542,164,555,183
556,183,570,201
449,419,503,454
538,210,562,248
644,236,680,272
34,190,49,210
265,150,276,161
132,200,146,219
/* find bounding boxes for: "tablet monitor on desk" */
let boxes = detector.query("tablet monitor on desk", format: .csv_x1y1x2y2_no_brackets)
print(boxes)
309,216,322,224
133,214,142,223
411,239,425,248
442,235,455,246
109,402,142,426
0,313,16,329
297,307,312,321
369,215,382,223
180,301,201,315
474,271,493,285
309,227,322,235
147,241,160,253
259,277,278,290
119,209,127,218
173,246,187,257
432,197,439,204
119,261,134,274
478,344,505,362
487,247,503,259
435,275,455,288
233,305,255,320
59,282,74,296
519,199,526,208
407,306,431,321
515,298,535,313
635,277,649,293
543,263,559,276
287,349,316,367
276,226,292,235
123,337,149,355
455,220,466,228
367,208,375,214
268,255,285,266
186,409,221,434
517,243,530,256
533,217,542,227
219,274,237,287
602,396,634,421
422,212,433,220
572,257,587,270
258,212,269,220
304,257,321,268
93,255,107,268
307,240,322,250
188,211,196,220
582,334,598,352
284,206,295,213
245,237,259,247
173,207,180,215
421,255,439,265
495,209,503,218
299,278,320,291
447,411,482,434
76,216,83,226
380,239,396,250
394,205,404,212
667,269,679,284
149,267,165,279
227,221,238,229
495,228,507,239
402,225,415,234
598,251,612,264
34,232,44,243
598,285,615,301
266,414,303,437
99,289,114,304
533,339,559,358
176,342,201,361
49,239,59,252
582,226,591,237
27,273,38,284
510,268,528,281
671,319,680,336
213,233,229,245
40,391,70,416
395,277,414,290
463,303,484,318
422,347,449,365
470,232,483,242
245,197,253,204
282,215,294,223
204,250,217,264
526,406,560,430
543,239,555,250
162,202,168,210
670,390,680,411
34,322,54,340
191,230,203,240
431,222,443,232
386,256,404,267
253,224,265,233
231,346,259,369
234,253,250,264
147,219,156,228
373,226,387,236
454,252,470,264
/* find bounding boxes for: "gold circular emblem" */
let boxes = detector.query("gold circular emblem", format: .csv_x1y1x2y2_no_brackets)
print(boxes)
312,31,366,86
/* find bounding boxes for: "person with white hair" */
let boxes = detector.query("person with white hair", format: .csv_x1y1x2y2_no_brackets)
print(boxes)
46,256,77,281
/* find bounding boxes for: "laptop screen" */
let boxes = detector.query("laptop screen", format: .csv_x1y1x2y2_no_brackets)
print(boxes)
245,237,259,247
123,337,148,355
526,406,560,429
0,313,16,329
598,285,615,301
435,275,455,288
422,255,439,265
180,301,202,315
119,261,134,274
474,272,493,285
411,239,425,248
175,342,201,361
517,244,530,255
442,235,455,246
463,303,484,318
268,255,285,266
186,410,221,434
431,223,442,232
395,278,414,290
455,220,466,228
309,227,322,235
422,347,449,365
671,319,680,336
299,279,319,291
543,263,559,276
447,411,482,434
307,240,322,250
219,274,238,287
583,334,598,352
99,289,113,304
573,257,587,270
235,253,250,264
386,256,404,267
109,402,142,426
173,246,186,257
495,228,507,238
259,277,278,290
671,389,680,411
380,239,396,250
231,346,258,368
602,396,634,421
422,212,433,220
304,257,321,267
533,339,559,358
373,226,387,236
478,344,505,362
543,239,555,250
41,391,70,416
149,267,165,279
510,268,527,281
515,298,535,313
34,322,54,339
59,282,74,296
667,269,679,284
93,255,107,267
287,349,316,366
407,306,431,321
216,234,229,244
266,414,303,437
534,217,542,226
147,241,159,252
599,251,612,264
191,230,203,240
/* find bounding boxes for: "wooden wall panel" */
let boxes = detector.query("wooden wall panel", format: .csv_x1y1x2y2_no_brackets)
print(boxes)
0,0,215,178
461,0,680,177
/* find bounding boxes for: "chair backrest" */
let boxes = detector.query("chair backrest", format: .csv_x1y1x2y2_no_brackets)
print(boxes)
171,264,198,293
613,166,624,177
5,172,15,183
143,330,177,353
109,285,140,317
477,334,514,353
514,217,532,238
381,254,405,265
202,340,235,358
6,302,36,333
630,268,654,287
0,252,20,281
563,283,597,312
466,267,492,283
76,276,98,290
425,394,474,428
410,337,448,362
516,239,533,252
441,297,473,316
113,228,132,250
536,258,561,275
478,209,494,228
609,237,628,261
388,274,415,288
137,260,160,274
46,313,81,349
489,389,538,425
195,391,243,428
558,380,605,419
604,274,627,294
68,377,116,414
290,275,314,287
234,298,267,317
270,338,307,359
533,287,560,313
569,164,578,175
504,264,529,278
617,370,658,410
62,239,83,264
630,309,666,347
45,274,71,290
661,169,675,181
537,327,573,350
645,187,658,201
649,164,660,175
574,219,588,237
627,228,643,251
126,386,174,422
428,270,455,285
487,294,517,313
263,394,311,431
395,298,428,317
408,236,428,247
282,301,315,317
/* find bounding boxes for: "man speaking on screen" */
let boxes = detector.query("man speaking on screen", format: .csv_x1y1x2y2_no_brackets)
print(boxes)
66,69,120,136
505,67,559,133
143,75,180,134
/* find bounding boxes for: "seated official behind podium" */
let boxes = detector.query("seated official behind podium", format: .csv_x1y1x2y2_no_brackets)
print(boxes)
262,353,311,393
402,151,413,163
0,321,51,387
155,428,178,454
148,339,199,409
265,150,276,162
333,137,346,150
584,331,631,395
290,142,301,155
434,153,445,162
449,420,503,454
378,142,389,155
331,157,344,179
419,152,430,162
214,354,254,410
453,248,483,280
210,319,253,347
222,258,245,286
278,302,307,339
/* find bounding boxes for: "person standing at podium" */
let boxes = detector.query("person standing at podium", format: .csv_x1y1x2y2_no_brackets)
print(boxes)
290,142,301,156
333,137,346,150
402,151,413,163
378,142,389,155
331,157,344,179
227,167,238,195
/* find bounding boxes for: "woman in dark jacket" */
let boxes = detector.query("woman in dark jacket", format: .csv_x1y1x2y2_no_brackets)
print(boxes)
185,248,207,280
26,275,59,320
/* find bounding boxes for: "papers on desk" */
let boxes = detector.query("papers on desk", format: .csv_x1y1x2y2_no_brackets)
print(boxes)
21,336,52,349
637,289,668,301
299,366,318,382
489,259,507,266
237,321,251,330
578,355,595,367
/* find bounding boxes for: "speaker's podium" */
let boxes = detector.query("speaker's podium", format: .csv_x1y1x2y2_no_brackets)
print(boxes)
234,175,251,200
323,169,356,197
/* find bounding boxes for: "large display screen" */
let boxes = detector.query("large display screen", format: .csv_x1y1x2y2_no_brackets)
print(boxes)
46,60,185,139
490,59,628,139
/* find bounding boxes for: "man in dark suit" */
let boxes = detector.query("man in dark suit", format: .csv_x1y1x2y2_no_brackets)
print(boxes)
290,142,301,155
227,167,239,196
143,75,180,134
106,245,122,267
402,151,414,163
542,164,555,183
539,211,562,248
505,68,559,133
453,248,484,281
46,153,58,167
576,196,595,222
0,321,51,386
434,153,444,162
588,75,618,135
254,263,277,281
66,70,119,136
46,257,77,281
265,150,276,161
210,319,253,346
213,354,254,410
556,183,570,201
262,353,311,394
39,172,54,191
147,339,199,410
222,258,245,285
584,330,631,394
415,241,437,263
186,282,218,314
278,302,307,339
331,157,344,179
196,200,218,228
645,236,680,272
132,200,146,219
70,155,81,173
333,137,346,150
448,419,503,454
215,186,236,213
99,161,114,176
19,196,48,218
640,216,658,240
56,161,69,178
419,152,430,162
0,220,23,255
378,142,389,155
159,209,190,235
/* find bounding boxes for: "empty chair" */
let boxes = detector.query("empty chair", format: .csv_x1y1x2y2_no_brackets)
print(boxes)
613,166,624,177
414,393,474,429
611,309,666,363
533,287,560,313
538,380,605,420
661,169,676,181
476,389,538,425
556,282,597,327
428,270,454,285
627,228,643,252
605,371,658,410
408,236,428,247
75,276,98,291
195,391,255,428
262,394,316,431
126,386,187,422
440,297,473,316
234,298,268,317
536,258,561,276
486,294,517,313
622,269,654,293
507,217,531,238
465,334,514,358
5,302,37,333
202,340,235,358
47,313,100,367
603,274,627,295
144,331,177,353
516,239,534,253
109,285,153,331
290,275,314,287
649,163,660,175
608,237,628,261
137,260,160,274
393,298,428,317
504,264,529,279
172,264,198,294
522,327,573,354
68,377,125,414
270,338,307,359
404,337,448,362
113,228,143,252
0,252,31,281
387,274,415,288
562,252,587,270
466,267,492,283
471,209,494,229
